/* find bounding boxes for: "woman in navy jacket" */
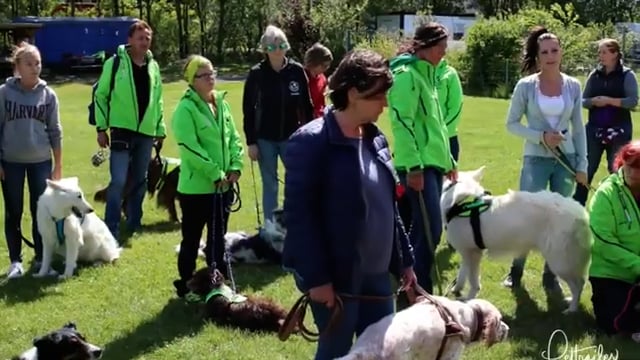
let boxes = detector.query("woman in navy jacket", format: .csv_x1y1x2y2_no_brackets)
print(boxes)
281,49,417,360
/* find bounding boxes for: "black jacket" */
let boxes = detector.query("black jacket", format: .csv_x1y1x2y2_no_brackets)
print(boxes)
242,58,314,145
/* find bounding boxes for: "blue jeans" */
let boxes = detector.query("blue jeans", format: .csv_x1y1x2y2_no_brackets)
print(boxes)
399,167,443,294
105,134,155,240
510,155,576,279
1,159,52,263
449,136,460,162
256,139,287,224
573,125,627,206
298,272,394,360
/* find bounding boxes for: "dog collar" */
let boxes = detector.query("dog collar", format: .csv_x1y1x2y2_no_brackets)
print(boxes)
205,284,247,303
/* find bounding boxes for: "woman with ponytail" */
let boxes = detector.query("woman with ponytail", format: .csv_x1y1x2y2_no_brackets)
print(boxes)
573,38,639,206
504,26,588,291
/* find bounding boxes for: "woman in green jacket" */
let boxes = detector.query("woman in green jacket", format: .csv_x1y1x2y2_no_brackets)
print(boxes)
171,55,244,299
589,140,640,339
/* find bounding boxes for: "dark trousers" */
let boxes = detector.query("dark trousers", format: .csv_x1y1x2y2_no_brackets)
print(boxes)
449,135,460,162
174,191,233,295
399,167,444,294
2,159,52,263
590,277,640,335
296,272,394,360
573,125,628,206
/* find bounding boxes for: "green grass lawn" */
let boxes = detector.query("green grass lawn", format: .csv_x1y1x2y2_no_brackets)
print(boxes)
0,80,636,359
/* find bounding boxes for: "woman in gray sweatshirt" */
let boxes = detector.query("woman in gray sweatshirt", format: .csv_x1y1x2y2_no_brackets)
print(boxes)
0,42,63,279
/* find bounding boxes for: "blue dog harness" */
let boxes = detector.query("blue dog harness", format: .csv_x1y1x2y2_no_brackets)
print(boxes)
53,213,87,246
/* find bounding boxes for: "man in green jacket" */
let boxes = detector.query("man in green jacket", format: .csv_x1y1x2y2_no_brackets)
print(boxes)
387,22,457,294
436,59,463,161
94,20,166,241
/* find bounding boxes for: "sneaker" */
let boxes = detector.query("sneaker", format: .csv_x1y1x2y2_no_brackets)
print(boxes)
502,274,521,288
7,262,24,279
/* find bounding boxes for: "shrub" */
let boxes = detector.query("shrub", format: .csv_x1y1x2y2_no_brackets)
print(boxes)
353,31,400,60
458,4,603,98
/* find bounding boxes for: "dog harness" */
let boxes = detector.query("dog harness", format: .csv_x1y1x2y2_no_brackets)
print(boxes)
52,212,87,246
205,284,247,303
445,192,493,249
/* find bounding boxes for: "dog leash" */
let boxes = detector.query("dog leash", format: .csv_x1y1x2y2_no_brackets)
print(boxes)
210,183,240,294
249,161,263,228
542,138,597,193
417,191,444,296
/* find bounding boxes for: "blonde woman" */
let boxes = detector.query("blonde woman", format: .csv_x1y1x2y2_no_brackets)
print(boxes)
0,42,63,278
172,55,244,300
242,25,313,226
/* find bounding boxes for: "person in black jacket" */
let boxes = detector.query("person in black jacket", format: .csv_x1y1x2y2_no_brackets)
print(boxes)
573,38,639,206
242,25,314,225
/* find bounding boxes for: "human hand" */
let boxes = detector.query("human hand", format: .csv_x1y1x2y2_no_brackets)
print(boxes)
248,145,259,161
51,166,62,181
406,170,424,191
576,171,588,187
97,131,110,148
309,283,336,308
226,170,240,183
592,96,608,107
399,267,418,292
446,169,458,182
154,137,164,150
543,131,564,148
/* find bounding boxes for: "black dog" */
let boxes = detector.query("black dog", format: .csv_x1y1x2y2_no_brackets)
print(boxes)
13,322,103,360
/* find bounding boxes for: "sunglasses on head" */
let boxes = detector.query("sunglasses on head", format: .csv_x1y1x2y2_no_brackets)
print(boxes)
266,42,288,52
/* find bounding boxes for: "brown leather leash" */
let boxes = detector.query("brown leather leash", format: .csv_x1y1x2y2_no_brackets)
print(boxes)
278,291,393,342
277,283,470,360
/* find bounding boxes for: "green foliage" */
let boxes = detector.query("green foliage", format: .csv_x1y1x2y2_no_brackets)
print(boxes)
459,3,603,98
353,31,399,60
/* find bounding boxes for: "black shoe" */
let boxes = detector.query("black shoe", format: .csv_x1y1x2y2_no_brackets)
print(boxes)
173,279,188,298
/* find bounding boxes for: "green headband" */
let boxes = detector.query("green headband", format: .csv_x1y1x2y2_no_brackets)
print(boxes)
184,55,210,85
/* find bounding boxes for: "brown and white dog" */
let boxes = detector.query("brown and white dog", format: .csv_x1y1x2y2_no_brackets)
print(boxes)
336,296,509,360
93,145,180,223
187,267,289,333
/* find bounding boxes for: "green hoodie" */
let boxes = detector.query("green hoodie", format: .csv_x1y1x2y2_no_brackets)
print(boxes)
95,44,166,137
435,59,463,137
387,54,455,173
589,169,640,284
171,88,244,194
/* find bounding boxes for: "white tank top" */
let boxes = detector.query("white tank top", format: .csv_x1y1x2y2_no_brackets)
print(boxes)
537,88,564,130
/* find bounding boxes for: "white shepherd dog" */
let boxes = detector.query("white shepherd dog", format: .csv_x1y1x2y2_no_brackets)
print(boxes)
440,166,592,313
35,177,122,279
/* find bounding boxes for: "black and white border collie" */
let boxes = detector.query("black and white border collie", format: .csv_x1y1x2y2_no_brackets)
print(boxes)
13,322,103,360
175,209,286,265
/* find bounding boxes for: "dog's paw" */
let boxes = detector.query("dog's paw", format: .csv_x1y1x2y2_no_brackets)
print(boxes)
33,269,58,278
58,273,73,280
562,308,578,315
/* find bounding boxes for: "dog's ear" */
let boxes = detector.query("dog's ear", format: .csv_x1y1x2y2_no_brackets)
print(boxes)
470,166,486,182
482,312,501,347
63,322,77,330
64,177,80,188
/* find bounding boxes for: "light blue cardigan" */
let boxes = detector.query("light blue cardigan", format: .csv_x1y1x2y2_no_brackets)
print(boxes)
506,73,588,173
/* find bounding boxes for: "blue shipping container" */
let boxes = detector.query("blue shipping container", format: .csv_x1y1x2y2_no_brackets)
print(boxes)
13,16,138,66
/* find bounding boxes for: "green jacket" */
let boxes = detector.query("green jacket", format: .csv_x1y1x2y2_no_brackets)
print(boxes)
387,54,455,173
95,44,166,137
589,170,640,284
172,88,244,194
435,59,463,137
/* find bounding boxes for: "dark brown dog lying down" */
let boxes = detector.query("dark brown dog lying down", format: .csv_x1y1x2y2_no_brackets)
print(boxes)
93,152,180,223
187,267,289,333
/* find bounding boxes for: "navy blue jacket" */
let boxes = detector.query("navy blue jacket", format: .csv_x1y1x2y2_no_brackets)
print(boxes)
281,108,414,293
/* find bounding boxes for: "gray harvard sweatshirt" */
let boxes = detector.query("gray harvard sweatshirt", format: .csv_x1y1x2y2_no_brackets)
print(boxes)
0,77,62,167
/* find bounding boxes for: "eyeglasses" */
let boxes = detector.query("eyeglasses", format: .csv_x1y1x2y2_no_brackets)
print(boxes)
195,69,217,79
265,42,288,52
